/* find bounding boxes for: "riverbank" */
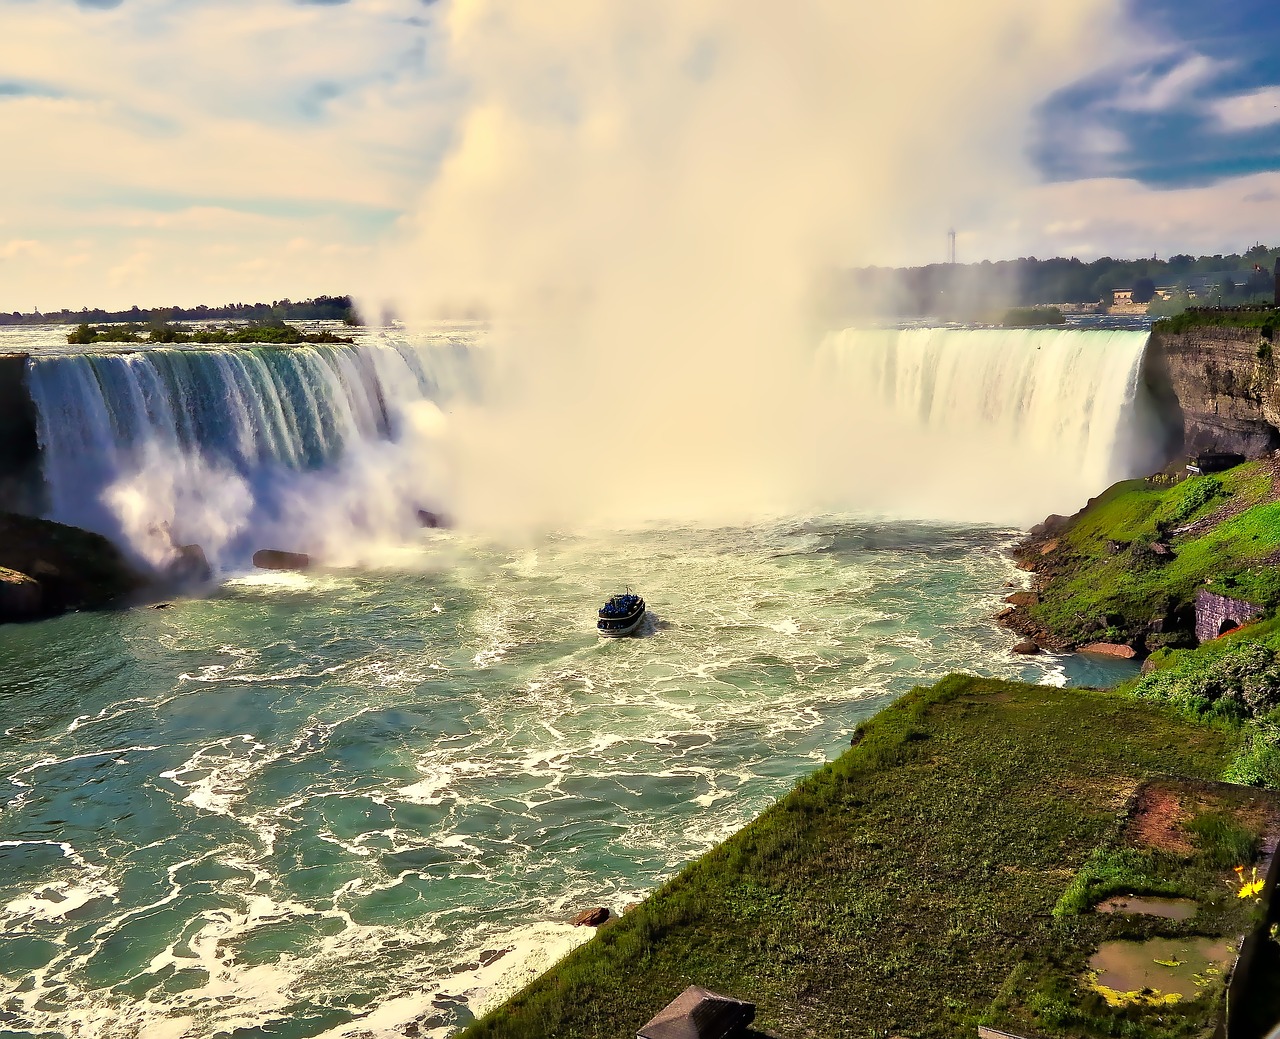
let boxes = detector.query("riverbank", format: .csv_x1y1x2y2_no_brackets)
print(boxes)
459,674,1276,1039
1000,458,1280,654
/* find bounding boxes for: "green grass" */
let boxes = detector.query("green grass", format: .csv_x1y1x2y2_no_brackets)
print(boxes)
1051,847,1188,918
1024,463,1280,648
1154,306,1280,335
462,677,1249,1039
1186,810,1261,867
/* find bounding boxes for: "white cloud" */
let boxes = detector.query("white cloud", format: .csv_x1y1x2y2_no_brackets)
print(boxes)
1113,52,1229,112
1209,85,1280,132
0,0,449,309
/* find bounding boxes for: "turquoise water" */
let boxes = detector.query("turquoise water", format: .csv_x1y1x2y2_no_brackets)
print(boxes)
0,521,1134,1038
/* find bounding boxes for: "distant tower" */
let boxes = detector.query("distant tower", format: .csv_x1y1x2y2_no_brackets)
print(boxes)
948,229,957,265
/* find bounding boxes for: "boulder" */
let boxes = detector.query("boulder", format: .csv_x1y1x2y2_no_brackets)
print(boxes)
570,907,610,927
1029,514,1069,537
1012,640,1040,655
166,544,212,584
1079,642,1138,660
1039,539,1059,556
253,549,311,571
0,567,42,621
1004,591,1039,607
416,509,450,529
0,512,145,620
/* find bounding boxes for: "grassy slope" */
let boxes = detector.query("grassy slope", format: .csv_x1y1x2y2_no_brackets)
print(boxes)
462,677,1245,1039
1023,462,1280,648
1153,306,1280,334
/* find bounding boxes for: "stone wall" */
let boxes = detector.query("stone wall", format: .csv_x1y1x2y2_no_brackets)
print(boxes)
1145,327,1280,458
0,354,44,515
1194,589,1263,644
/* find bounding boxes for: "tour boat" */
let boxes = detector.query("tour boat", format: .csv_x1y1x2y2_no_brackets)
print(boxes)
597,592,646,637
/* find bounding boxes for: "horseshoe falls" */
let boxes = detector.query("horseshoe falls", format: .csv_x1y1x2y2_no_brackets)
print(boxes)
0,324,1155,1038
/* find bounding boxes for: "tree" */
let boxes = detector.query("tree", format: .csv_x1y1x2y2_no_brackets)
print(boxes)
1132,277,1156,304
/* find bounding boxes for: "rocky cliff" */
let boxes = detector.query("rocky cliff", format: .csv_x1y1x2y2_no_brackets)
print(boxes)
0,353,44,515
1146,325,1280,457
0,511,148,622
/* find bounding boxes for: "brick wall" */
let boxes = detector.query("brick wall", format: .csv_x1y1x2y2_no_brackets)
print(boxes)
1195,589,1263,644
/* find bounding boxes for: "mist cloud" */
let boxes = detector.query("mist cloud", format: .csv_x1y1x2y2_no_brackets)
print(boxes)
384,0,1140,530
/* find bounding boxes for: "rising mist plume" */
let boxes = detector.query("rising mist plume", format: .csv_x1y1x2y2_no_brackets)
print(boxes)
380,0,1147,531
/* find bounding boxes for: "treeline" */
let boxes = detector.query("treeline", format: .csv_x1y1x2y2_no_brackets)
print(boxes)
0,294,361,327
821,244,1280,320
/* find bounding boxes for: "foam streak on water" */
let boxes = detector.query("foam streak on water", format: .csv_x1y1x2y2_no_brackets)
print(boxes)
0,523,1136,1038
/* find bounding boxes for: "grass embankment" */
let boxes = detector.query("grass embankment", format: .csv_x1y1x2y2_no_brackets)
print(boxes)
65,322,353,346
462,677,1270,1039
1153,306,1280,335
1130,617,1280,787
1009,460,1280,652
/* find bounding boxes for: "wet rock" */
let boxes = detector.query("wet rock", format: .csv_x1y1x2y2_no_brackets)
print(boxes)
571,907,610,927
252,549,312,571
0,566,42,621
1079,642,1138,660
1030,514,1069,537
995,606,1016,621
1012,640,1040,655
1004,591,1039,607
166,544,211,584
416,509,450,529
0,512,145,622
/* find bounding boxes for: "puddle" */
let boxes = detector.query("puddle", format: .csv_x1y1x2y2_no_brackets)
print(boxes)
1095,895,1197,921
1089,937,1235,1006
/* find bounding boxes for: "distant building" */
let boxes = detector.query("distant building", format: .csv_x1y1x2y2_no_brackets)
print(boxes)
1111,289,1134,305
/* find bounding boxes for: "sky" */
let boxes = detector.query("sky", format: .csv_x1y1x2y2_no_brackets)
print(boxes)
5,0,1280,311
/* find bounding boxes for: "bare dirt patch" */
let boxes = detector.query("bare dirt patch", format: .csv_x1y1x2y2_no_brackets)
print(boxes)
1126,781,1194,854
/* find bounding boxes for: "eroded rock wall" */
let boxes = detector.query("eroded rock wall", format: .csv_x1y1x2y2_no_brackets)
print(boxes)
1146,327,1280,457
0,354,44,515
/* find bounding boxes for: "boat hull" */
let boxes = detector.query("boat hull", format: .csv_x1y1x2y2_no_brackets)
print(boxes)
597,610,645,637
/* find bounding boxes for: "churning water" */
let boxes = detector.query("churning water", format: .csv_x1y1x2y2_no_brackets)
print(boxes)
0,323,1149,1037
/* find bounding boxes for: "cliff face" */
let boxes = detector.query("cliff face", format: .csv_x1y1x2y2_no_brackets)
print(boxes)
1146,326,1280,457
0,353,44,515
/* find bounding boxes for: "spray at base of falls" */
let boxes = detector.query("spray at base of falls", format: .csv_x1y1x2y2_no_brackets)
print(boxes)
24,335,476,571
811,326,1162,526
22,325,1161,566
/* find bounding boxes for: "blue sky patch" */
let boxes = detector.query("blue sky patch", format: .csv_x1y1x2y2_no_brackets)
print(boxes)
1036,0,1280,186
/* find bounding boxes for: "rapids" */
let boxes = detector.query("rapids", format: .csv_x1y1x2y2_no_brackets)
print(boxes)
0,322,1154,1036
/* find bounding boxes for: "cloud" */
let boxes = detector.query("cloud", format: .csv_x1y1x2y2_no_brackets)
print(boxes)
0,0,451,309
1209,85,1280,132
1113,52,1228,112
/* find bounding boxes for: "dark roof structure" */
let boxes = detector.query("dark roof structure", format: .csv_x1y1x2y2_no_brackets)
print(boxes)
637,985,756,1039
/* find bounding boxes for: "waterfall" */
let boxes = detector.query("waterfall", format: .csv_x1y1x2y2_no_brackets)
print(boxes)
812,326,1161,524
21,325,1164,559
26,338,477,569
